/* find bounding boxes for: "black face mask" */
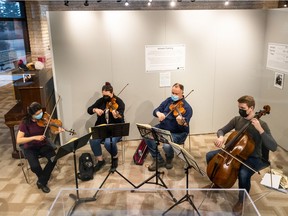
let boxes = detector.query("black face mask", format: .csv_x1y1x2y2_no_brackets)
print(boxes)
239,109,248,118
103,95,110,102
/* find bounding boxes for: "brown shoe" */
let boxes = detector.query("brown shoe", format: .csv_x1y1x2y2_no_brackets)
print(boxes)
232,201,243,216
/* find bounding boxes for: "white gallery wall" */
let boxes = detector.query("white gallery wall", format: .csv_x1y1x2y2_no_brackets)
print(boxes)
261,9,288,150
47,9,287,148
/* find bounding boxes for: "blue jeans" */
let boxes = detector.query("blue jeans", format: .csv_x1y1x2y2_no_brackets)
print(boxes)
89,137,121,157
206,149,269,201
145,132,188,161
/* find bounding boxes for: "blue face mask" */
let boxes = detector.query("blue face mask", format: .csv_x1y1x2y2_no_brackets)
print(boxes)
171,95,179,102
33,112,43,120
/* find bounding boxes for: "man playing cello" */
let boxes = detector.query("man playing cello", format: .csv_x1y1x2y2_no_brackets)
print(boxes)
206,95,277,215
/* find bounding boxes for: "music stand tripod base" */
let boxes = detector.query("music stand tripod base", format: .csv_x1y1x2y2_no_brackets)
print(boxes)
53,132,95,216
135,124,177,202
90,123,136,200
162,141,206,216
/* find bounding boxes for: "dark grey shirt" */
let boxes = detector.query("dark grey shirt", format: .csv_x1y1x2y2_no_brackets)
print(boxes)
217,116,277,159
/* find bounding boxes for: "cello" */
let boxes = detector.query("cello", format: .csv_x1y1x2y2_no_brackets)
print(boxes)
206,105,271,188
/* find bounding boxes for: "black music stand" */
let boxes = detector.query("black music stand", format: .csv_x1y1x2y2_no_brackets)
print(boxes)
162,141,206,216
134,124,177,202
90,123,136,199
52,132,95,216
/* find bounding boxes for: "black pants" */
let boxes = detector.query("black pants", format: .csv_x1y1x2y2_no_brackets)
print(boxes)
24,144,56,186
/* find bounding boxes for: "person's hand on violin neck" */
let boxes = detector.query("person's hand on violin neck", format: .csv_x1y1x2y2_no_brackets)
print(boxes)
111,110,120,119
176,115,187,126
52,127,65,135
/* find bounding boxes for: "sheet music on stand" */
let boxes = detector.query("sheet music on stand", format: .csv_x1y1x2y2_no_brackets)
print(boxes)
90,123,129,139
169,141,206,176
136,123,173,143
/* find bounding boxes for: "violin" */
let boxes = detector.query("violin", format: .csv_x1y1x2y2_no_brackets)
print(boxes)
169,100,186,117
164,89,194,126
168,100,188,126
37,112,76,135
103,83,129,118
206,105,271,188
106,97,122,118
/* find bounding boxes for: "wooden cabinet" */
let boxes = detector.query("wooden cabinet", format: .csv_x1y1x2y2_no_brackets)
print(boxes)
4,69,56,159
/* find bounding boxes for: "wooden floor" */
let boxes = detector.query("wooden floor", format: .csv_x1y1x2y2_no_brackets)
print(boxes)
0,81,287,216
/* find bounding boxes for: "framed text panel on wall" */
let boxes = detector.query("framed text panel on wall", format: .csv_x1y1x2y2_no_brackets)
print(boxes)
266,43,288,74
145,44,185,72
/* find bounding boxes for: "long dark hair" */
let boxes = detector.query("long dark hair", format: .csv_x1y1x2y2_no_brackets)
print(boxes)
23,102,42,124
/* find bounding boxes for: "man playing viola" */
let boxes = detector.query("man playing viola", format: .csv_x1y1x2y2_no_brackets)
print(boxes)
145,83,193,171
87,82,125,172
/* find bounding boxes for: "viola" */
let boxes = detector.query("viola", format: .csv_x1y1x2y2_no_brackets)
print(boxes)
206,105,270,188
37,112,76,135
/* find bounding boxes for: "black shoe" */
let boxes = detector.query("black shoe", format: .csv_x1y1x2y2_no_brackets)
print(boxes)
111,157,118,169
148,159,166,172
37,181,50,193
165,157,173,169
93,160,106,172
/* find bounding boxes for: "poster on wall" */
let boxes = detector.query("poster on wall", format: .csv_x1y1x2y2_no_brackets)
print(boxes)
145,44,185,72
266,43,288,73
274,72,284,89
159,72,171,87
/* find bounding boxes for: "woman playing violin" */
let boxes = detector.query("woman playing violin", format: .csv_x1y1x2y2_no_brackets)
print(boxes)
87,82,125,172
145,83,193,171
16,102,65,193
205,95,277,215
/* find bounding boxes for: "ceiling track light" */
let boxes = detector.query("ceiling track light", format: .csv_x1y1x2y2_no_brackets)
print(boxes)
84,0,89,6
117,0,122,2
125,0,129,6
64,1,69,6
147,0,152,6
170,0,176,7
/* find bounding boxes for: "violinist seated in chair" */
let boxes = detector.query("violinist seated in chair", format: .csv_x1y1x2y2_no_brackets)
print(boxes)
145,83,193,172
87,82,125,172
205,95,277,215
16,102,65,193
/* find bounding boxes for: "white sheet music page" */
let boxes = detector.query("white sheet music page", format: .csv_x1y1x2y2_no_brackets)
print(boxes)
260,173,282,189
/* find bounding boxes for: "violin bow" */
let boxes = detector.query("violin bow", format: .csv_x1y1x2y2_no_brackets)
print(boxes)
42,95,61,136
116,83,129,97
104,83,129,116
219,147,260,174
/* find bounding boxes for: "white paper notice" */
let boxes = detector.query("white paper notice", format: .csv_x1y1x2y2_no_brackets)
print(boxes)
267,43,288,73
159,72,171,87
145,44,185,72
